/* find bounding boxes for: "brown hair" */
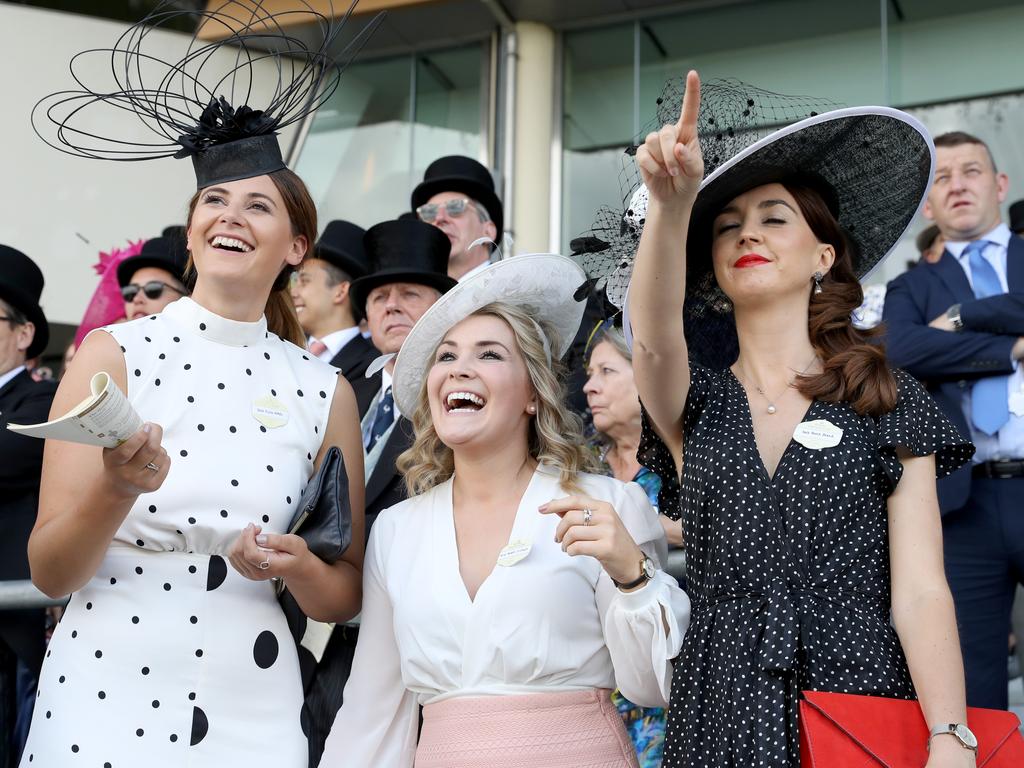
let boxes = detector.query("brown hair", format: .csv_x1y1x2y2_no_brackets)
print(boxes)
784,182,898,417
185,168,314,346
933,131,998,172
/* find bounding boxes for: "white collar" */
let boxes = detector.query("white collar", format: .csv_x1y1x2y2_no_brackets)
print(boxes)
0,365,27,392
945,222,1012,260
314,326,361,357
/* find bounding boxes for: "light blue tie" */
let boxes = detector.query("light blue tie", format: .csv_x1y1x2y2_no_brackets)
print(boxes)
966,240,1009,435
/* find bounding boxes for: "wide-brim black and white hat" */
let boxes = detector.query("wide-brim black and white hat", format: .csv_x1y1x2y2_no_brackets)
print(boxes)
683,105,933,288
391,254,586,417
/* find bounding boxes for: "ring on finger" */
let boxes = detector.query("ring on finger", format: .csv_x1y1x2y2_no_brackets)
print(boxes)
583,508,593,526
258,557,271,570
145,462,160,472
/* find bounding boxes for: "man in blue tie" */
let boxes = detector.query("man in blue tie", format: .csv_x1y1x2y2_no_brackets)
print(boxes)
300,218,455,767
884,131,1024,709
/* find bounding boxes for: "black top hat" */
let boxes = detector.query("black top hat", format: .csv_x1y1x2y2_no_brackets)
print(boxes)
411,156,504,240
1010,200,1024,235
315,220,369,279
0,245,49,359
117,226,189,287
350,220,456,315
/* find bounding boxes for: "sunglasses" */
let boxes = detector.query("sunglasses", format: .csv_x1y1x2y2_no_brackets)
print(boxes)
121,281,187,302
415,198,482,224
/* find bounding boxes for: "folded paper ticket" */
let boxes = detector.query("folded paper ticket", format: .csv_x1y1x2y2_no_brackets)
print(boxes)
7,372,142,448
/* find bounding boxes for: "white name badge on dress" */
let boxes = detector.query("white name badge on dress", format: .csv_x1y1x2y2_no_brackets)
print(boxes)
497,539,532,567
252,395,289,429
792,419,843,450
1010,390,1024,417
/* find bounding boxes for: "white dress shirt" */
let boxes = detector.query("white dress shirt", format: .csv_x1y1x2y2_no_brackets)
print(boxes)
0,365,26,392
947,223,1024,461
308,326,361,362
321,464,690,767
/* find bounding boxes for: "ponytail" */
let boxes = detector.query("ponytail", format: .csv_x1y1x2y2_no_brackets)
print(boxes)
784,183,898,417
265,279,305,347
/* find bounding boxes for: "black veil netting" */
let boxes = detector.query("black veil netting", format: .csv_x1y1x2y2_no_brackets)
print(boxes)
571,77,932,370
32,0,383,186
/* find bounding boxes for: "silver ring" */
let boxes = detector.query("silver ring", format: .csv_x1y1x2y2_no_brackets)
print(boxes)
583,508,593,526
258,559,270,570
145,462,160,472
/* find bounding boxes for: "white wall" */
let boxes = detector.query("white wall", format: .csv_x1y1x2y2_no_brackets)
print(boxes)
0,4,298,326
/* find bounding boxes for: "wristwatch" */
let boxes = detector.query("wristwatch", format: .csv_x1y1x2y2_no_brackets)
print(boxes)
613,555,656,590
928,723,978,753
946,303,964,331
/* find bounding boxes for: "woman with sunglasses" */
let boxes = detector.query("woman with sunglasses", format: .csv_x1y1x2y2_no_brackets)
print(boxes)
117,230,190,320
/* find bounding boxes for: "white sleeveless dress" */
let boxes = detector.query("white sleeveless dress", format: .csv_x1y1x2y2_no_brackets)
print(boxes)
21,297,338,768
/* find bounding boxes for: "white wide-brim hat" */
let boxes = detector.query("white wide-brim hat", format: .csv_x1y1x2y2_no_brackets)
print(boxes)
392,253,587,417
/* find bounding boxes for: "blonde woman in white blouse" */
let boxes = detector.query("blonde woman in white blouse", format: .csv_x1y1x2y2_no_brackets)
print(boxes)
319,254,690,768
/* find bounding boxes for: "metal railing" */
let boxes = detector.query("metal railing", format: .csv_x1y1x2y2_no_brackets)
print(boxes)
0,580,67,610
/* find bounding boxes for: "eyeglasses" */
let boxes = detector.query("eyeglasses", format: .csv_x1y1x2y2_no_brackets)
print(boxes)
0,315,24,326
120,281,187,302
415,198,487,224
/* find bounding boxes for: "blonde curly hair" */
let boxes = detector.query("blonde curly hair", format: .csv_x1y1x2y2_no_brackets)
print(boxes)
397,301,598,496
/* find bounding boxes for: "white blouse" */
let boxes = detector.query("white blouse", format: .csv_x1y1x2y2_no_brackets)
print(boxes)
320,464,690,768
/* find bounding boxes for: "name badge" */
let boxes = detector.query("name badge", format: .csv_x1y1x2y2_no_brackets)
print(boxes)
496,539,532,567
252,395,289,429
792,419,843,450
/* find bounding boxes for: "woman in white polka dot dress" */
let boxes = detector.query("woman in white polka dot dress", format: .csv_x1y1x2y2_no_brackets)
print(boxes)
627,72,976,766
20,167,365,766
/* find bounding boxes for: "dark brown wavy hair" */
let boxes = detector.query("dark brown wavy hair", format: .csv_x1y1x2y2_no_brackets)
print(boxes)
784,181,898,417
185,168,312,346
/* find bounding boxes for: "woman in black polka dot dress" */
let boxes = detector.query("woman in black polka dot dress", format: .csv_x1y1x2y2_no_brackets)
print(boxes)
21,175,365,766
627,72,976,767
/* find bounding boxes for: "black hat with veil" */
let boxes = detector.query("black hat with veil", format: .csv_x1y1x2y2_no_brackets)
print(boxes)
570,77,934,370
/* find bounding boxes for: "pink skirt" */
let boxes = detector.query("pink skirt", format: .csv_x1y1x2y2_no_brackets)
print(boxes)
415,688,640,768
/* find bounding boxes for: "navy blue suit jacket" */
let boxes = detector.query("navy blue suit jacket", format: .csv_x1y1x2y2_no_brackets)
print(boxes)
883,234,1024,512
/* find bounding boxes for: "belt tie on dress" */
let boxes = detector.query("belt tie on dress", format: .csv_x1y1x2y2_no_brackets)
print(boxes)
755,577,804,673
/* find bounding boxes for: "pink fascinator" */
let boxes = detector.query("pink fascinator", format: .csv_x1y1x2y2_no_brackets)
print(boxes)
74,239,146,347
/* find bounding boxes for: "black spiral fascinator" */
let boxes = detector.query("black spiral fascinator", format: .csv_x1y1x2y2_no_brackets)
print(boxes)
33,0,382,187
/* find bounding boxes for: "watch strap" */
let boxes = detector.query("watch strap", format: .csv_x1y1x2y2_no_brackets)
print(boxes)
613,556,652,590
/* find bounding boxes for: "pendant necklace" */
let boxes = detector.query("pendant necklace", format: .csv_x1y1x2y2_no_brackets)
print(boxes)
739,356,818,415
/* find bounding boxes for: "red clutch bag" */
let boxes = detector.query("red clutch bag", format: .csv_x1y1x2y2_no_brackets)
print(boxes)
800,690,1024,767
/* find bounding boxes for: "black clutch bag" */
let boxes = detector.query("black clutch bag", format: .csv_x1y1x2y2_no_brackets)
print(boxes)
287,445,352,563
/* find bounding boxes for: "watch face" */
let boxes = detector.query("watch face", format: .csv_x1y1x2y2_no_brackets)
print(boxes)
642,557,656,579
953,724,978,749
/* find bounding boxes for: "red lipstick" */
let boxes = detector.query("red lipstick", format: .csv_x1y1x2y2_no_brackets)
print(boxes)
734,254,770,268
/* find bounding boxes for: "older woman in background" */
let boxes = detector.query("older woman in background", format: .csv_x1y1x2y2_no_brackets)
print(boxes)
585,323,683,550
584,322,683,768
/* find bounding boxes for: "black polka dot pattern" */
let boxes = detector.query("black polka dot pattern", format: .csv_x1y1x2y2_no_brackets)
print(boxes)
21,298,339,763
640,365,972,767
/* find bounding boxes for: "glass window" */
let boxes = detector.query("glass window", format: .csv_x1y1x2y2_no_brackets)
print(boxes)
561,1,884,253
295,43,488,230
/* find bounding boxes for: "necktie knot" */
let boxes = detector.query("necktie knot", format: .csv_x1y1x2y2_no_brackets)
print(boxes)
964,239,1001,299
308,339,328,357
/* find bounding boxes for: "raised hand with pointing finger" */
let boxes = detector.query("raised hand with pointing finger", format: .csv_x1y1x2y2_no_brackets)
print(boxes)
635,70,704,204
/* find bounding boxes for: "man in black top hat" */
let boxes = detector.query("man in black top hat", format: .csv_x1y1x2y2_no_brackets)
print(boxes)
411,155,503,281
291,220,379,417
302,218,454,767
117,225,189,320
0,245,57,765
